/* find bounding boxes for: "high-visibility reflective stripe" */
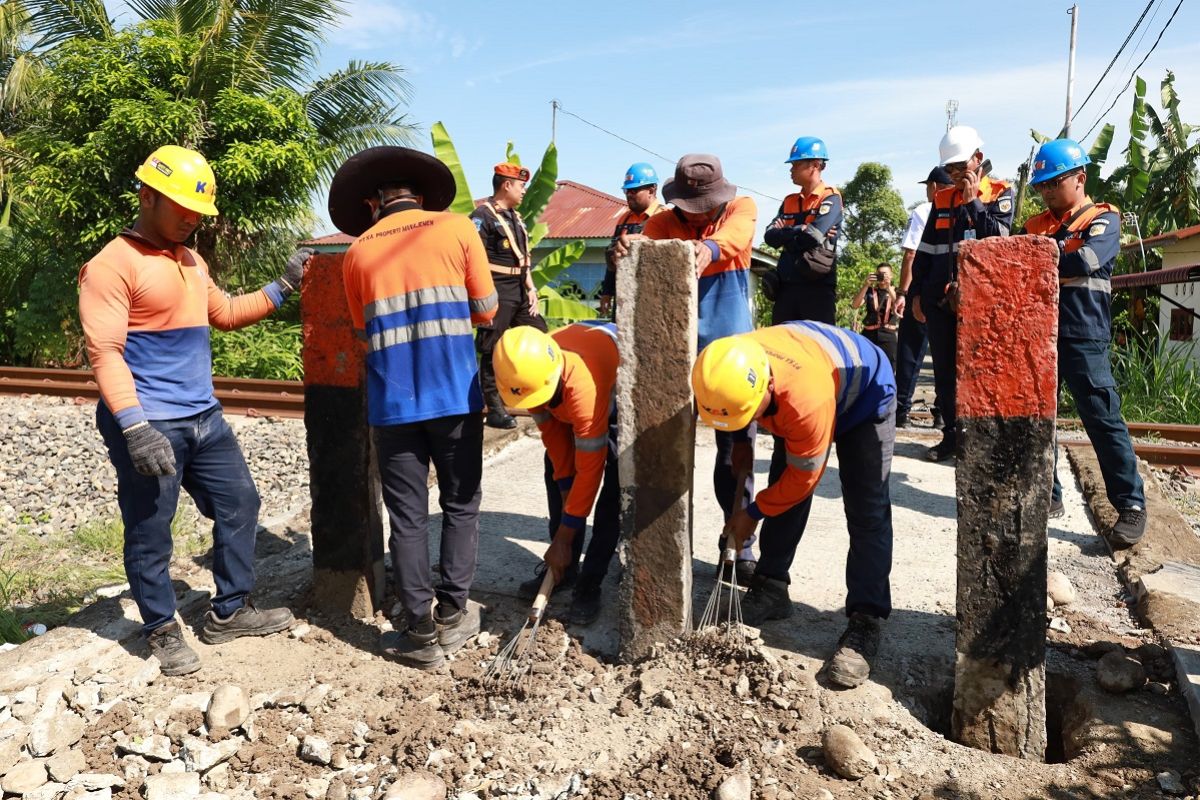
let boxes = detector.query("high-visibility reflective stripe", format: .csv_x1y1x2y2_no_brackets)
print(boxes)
531,411,551,424
470,291,499,312
574,434,608,452
917,242,958,255
369,318,473,353
787,451,825,472
1061,276,1111,294
575,320,618,342
364,285,467,323
1079,246,1101,274
796,323,866,414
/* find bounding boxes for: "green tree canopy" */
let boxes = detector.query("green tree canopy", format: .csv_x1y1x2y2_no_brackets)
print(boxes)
839,162,908,249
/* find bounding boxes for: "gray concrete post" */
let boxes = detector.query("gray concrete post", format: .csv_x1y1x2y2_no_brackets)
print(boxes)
615,239,698,661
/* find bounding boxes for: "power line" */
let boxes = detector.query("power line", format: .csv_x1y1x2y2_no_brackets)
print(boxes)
1079,0,1185,141
1092,0,1164,119
1071,0,1157,121
552,102,783,204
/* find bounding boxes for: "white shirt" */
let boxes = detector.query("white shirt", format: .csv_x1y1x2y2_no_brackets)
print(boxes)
901,201,931,252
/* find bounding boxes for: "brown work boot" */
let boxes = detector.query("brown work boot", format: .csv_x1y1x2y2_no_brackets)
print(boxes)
825,612,882,689
200,598,294,644
434,602,480,655
147,621,201,676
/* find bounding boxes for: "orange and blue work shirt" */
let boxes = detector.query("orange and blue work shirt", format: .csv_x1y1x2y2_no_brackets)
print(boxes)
763,182,843,285
910,176,1014,307
641,196,757,349
741,321,895,520
532,321,619,530
1022,198,1120,341
342,202,499,426
601,202,666,296
78,231,282,429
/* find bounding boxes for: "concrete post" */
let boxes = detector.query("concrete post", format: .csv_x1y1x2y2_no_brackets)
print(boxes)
615,240,698,661
951,236,1060,760
301,253,385,619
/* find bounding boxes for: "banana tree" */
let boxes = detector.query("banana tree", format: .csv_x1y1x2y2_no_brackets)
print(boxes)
430,121,595,324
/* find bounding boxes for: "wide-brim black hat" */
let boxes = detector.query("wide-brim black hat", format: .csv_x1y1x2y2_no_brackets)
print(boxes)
328,147,456,237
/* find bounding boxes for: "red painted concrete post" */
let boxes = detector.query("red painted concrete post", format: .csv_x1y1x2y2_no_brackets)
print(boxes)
301,252,385,618
951,235,1060,759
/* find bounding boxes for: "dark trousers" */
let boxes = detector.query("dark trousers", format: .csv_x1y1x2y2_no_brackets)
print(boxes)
714,428,757,561
771,282,836,326
756,402,895,618
477,275,548,407
97,403,260,635
542,423,621,583
373,413,483,623
864,329,898,370
924,300,957,442
1052,338,1146,509
894,304,929,416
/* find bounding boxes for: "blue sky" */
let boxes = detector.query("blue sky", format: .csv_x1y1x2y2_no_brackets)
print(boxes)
310,0,1200,236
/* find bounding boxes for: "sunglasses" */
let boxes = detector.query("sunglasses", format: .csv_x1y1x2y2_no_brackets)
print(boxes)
1034,170,1082,192
944,161,971,172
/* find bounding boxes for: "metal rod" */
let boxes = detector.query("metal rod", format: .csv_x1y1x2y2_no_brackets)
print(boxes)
1064,4,1079,136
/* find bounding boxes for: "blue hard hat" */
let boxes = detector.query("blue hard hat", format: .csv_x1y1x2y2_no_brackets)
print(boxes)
1031,138,1090,185
622,162,658,190
786,136,829,163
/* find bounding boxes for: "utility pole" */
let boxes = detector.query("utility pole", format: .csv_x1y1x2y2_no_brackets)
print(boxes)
1064,5,1079,137
551,99,559,144
945,100,959,131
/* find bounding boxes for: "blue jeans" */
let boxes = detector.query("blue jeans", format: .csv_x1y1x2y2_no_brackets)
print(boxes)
98,403,260,634
1052,338,1145,509
756,402,895,618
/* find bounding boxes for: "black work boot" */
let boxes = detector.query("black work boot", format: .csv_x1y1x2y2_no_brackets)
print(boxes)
147,621,201,676
895,410,909,429
568,576,603,626
517,563,576,600
741,576,793,626
1048,496,1065,519
434,602,480,655
825,612,882,689
381,615,444,670
200,598,294,644
1109,505,1146,547
926,436,955,462
484,392,517,429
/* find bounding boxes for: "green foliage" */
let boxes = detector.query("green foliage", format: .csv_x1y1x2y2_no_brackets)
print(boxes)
210,319,302,379
1059,336,1200,424
430,120,475,216
839,162,908,249
519,142,558,246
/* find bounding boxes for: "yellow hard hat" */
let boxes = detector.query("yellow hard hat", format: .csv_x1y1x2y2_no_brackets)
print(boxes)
493,327,563,409
692,336,771,430
135,145,219,216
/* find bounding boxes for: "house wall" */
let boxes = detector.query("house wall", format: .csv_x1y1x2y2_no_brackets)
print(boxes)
1158,240,1200,368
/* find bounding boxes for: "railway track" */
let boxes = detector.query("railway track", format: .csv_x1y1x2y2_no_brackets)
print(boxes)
0,366,304,419
5,367,1200,466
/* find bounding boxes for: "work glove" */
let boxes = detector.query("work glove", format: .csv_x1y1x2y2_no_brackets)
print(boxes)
278,248,315,296
122,422,176,477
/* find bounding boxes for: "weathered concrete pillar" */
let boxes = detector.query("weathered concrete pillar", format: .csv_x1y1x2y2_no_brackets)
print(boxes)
616,240,697,661
952,236,1060,759
302,252,385,618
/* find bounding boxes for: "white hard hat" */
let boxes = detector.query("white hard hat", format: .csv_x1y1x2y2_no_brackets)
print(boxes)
939,126,984,165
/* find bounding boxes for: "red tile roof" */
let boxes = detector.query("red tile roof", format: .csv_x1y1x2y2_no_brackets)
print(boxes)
1120,223,1200,252
305,180,626,247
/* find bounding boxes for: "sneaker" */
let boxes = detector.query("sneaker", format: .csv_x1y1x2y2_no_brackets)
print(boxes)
434,602,480,655
926,438,955,462
517,563,576,600
200,598,294,645
568,578,603,626
485,409,517,429
147,621,201,676
741,576,793,626
1109,505,1146,547
825,612,882,689
1048,497,1064,519
381,616,444,670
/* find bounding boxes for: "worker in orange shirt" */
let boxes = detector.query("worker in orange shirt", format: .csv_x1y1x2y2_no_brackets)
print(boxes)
78,145,304,676
471,163,547,430
692,321,896,688
331,146,499,670
598,162,666,317
612,153,759,581
493,322,620,624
